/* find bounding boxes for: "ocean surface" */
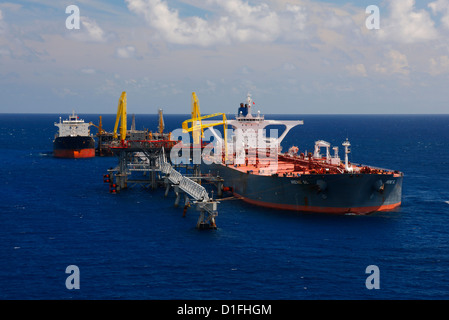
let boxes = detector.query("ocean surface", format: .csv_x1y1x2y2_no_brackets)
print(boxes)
1,113,449,300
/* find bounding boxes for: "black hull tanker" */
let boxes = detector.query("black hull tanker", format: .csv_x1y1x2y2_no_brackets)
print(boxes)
53,136,95,158
194,94,403,215
53,111,95,158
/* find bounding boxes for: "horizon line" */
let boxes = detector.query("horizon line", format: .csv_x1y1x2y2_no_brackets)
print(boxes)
2,112,449,116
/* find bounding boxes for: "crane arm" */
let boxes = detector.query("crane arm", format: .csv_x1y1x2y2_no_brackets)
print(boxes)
182,92,228,161
190,92,203,145
158,108,165,135
90,116,106,135
113,91,127,141
182,116,227,133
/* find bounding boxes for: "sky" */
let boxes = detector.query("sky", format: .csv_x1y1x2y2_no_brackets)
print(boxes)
1,0,449,114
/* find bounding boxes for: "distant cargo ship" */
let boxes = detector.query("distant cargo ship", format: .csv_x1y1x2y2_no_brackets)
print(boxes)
53,111,95,158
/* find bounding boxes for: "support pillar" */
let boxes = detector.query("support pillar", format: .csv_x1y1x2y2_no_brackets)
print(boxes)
164,178,171,197
217,181,223,197
174,185,181,207
183,195,190,217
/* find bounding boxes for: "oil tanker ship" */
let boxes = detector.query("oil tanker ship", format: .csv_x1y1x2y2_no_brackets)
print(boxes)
53,111,95,158
195,94,403,215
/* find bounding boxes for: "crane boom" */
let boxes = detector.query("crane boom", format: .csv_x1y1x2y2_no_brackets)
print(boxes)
191,92,203,145
182,92,228,160
113,91,127,141
90,116,107,136
158,108,165,135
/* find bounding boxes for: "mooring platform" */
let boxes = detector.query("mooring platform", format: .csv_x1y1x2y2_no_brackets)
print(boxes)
103,143,224,230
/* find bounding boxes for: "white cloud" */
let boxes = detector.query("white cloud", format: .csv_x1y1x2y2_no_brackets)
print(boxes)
115,45,136,59
378,0,439,43
374,50,410,76
69,16,113,43
82,17,105,42
429,0,449,13
282,4,308,41
125,0,308,46
429,0,449,29
4,0,449,114
206,79,216,93
389,50,410,76
126,0,223,46
217,0,281,42
0,9,5,34
346,64,367,77
53,87,78,98
429,55,449,75
0,2,22,12
282,62,297,71
80,68,96,74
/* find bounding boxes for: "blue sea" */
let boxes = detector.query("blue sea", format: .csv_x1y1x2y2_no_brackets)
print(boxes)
1,113,449,300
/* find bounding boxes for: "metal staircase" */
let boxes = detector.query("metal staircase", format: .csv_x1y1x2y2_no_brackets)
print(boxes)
160,153,218,229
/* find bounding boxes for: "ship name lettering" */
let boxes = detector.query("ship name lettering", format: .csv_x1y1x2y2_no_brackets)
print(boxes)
386,180,395,185
291,180,309,185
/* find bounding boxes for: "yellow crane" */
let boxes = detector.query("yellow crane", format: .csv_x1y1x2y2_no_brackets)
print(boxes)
182,92,228,160
158,108,164,135
90,116,107,136
113,91,127,142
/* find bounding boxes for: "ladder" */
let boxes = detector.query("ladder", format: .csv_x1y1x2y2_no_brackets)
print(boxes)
160,154,218,229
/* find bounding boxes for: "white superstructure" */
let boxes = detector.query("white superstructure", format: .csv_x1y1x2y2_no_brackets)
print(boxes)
313,140,341,166
55,111,91,137
204,94,303,161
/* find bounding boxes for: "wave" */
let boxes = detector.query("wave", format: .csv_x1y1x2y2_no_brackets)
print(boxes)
39,151,53,157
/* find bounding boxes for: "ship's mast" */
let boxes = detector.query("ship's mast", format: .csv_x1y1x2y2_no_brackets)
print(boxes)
246,93,253,118
342,139,351,171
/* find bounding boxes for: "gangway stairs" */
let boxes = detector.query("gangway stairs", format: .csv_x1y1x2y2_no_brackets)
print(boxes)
161,157,219,229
